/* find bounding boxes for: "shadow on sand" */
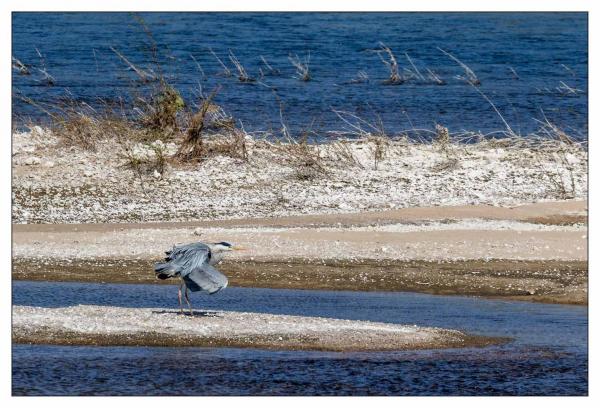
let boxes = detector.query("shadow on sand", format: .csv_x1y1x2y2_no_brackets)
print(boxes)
151,310,222,318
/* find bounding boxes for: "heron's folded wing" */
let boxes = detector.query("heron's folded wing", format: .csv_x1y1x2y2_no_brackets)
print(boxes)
155,243,211,279
182,264,229,294
165,242,210,262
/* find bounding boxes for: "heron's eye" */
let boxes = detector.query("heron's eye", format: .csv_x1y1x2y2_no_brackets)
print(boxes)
219,242,232,247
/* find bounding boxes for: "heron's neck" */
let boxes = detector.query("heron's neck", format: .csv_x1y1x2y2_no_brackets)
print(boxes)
209,251,224,265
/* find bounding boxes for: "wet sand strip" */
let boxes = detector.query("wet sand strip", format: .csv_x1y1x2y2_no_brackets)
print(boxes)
12,257,587,305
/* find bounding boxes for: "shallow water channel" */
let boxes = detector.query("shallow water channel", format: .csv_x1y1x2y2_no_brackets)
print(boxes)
12,281,587,395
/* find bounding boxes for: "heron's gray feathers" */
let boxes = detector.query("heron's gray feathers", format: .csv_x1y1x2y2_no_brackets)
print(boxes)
182,263,229,294
164,242,210,262
154,242,228,294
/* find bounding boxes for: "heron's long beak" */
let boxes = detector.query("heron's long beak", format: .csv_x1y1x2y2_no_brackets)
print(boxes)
232,246,247,251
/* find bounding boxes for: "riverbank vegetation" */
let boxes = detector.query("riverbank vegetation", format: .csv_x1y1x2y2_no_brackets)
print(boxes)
12,16,587,223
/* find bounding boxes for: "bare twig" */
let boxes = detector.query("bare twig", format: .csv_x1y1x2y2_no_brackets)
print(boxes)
404,53,426,81
288,53,311,81
556,81,582,95
260,55,280,75
209,48,232,77
110,46,156,82
33,48,55,86
229,50,255,82
375,42,403,85
438,47,480,86
470,84,515,135
349,70,369,84
12,56,30,75
190,54,206,79
426,68,445,85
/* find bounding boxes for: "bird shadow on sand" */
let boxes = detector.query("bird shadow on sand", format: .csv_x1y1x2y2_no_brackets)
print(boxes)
152,310,222,318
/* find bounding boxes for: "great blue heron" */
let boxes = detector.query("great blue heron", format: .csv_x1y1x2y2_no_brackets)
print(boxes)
154,241,241,315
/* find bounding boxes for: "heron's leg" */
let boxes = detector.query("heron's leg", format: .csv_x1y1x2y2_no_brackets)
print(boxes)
178,280,183,314
184,286,194,316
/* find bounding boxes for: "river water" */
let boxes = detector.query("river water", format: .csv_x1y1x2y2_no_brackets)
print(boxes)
12,12,588,139
12,281,587,395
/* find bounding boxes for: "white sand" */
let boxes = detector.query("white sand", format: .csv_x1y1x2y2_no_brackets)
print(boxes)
12,305,484,351
12,128,587,224
13,207,587,262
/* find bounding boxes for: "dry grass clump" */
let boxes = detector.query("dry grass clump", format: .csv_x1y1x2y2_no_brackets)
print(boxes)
196,131,249,162
54,109,142,151
54,114,107,150
430,124,460,172
177,92,215,161
139,83,185,135
526,130,582,199
368,135,390,170
120,140,169,178
453,119,585,199
176,89,245,162
15,93,139,150
289,149,325,180
327,139,364,169
264,135,327,180
286,145,326,180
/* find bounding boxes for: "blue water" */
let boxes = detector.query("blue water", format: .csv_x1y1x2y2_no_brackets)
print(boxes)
12,281,588,395
12,12,588,139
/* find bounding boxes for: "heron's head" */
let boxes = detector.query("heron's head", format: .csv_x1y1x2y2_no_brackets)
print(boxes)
210,241,244,253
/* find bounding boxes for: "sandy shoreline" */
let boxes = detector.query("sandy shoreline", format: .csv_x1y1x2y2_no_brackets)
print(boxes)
12,305,505,351
12,129,587,224
13,201,587,305
12,129,588,304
